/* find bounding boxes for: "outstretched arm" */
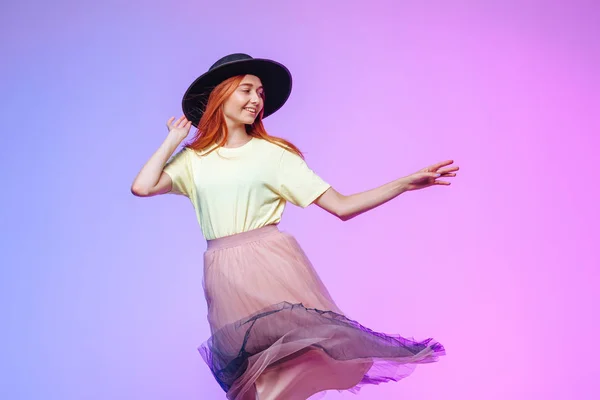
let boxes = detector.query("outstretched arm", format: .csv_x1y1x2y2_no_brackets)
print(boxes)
314,160,458,221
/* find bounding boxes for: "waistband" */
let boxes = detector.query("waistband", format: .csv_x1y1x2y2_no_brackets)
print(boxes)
206,224,281,251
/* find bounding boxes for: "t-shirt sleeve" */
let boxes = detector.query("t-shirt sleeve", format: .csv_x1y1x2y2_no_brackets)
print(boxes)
277,148,331,208
163,148,193,197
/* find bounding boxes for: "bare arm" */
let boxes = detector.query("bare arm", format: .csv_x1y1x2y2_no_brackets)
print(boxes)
315,178,409,221
131,116,192,197
315,160,458,221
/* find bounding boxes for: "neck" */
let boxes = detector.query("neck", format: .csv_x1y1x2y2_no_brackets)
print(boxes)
224,119,251,147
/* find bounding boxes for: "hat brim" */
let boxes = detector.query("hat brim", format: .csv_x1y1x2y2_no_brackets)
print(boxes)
182,58,292,127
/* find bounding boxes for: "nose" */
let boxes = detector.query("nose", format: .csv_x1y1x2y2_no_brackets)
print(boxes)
250,92,261,105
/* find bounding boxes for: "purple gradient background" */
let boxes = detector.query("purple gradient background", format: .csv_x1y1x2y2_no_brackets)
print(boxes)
2,0,599,399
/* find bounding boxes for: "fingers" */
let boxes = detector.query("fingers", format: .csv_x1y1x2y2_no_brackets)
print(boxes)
417,172,441,180
431,171,453,184
433,170,456,181
411,164,457,189
438,166,459,174
179,117,191,129
166,116,175,128
418,168,458,180
420,162,456,174
166,116,189,130
424,164,459,183
166,116,182,127
429,160,455,171
432,160,454,169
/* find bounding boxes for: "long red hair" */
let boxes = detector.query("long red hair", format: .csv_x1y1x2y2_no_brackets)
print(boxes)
184,75,303,158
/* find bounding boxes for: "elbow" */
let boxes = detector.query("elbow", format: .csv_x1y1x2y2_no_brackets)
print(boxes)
315,189,353,221
130,183,150,197
338,211,354,222
336,207,350,221
335,198,354,222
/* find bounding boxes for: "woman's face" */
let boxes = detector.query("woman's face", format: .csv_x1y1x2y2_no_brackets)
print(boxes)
222,75,265,126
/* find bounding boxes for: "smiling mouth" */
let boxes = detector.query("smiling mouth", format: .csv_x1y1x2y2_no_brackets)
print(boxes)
244,107,257,114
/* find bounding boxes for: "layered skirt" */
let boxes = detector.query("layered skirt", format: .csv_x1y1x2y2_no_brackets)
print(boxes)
200,225,445,400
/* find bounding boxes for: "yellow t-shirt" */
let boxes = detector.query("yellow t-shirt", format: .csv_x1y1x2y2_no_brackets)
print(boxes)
163,137,331,240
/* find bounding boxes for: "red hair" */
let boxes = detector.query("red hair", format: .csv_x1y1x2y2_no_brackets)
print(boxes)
184,75,303,158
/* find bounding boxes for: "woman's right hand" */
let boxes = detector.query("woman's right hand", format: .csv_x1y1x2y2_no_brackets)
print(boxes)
166,115,193,140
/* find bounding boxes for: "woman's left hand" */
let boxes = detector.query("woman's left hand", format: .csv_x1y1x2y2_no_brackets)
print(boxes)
401,160,459,191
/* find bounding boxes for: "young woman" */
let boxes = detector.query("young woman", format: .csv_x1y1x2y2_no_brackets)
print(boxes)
131,53,456,400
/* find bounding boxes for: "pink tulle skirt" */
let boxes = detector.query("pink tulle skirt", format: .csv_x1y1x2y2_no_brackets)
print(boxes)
200,225,444,400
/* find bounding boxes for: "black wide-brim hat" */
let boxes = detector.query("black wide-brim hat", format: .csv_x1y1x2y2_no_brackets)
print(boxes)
182,53,292,127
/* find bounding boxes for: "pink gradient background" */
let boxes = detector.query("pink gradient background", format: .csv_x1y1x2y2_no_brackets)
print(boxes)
2,0,599,399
